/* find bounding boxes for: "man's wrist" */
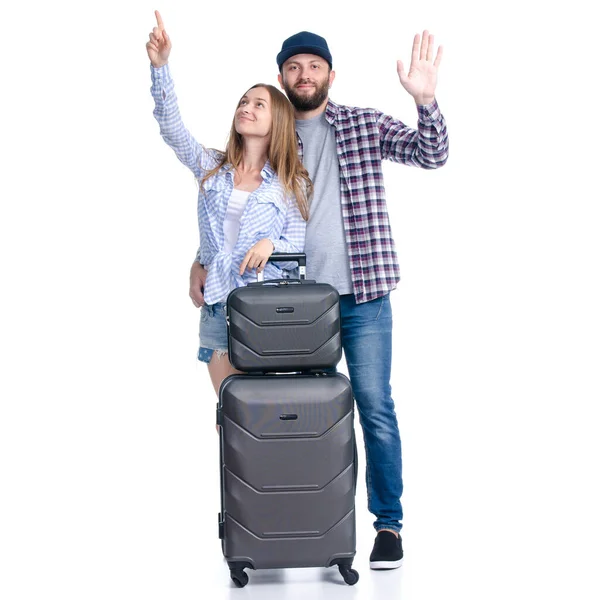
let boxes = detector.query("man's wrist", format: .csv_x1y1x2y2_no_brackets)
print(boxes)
414,95,435,107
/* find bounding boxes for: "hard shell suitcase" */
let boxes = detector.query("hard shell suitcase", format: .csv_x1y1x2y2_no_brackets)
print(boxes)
217,372,359,587
226,253,342,373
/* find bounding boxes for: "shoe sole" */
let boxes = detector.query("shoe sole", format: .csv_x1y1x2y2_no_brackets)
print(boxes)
369,558,404,570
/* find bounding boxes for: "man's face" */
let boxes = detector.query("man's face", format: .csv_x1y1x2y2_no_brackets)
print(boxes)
278,54,335,112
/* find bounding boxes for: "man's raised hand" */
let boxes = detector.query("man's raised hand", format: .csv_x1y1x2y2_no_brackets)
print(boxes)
397,30,443,106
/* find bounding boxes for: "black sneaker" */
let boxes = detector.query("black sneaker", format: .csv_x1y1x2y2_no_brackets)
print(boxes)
369,531,404,570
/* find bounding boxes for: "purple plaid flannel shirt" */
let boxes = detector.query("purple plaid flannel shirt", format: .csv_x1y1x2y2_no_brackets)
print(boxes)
307,98,448,303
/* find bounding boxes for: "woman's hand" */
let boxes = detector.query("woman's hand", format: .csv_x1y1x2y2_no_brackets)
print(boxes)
189,261,207,307
239,239,275,275
146,10,171,68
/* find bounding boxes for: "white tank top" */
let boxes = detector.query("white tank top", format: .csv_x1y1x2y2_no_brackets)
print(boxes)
223,188,251,253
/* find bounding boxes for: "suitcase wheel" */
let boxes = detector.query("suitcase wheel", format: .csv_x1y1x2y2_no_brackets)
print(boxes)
230,569,249,588
338,565,359,586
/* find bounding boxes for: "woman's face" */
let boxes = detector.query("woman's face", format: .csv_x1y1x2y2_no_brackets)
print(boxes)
234,87,272,140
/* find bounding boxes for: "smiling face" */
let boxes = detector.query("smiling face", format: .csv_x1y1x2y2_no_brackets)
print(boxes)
234,87,272,139
278,54,335,112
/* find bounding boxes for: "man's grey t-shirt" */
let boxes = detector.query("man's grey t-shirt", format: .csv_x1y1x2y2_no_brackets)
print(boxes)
296,112,353,294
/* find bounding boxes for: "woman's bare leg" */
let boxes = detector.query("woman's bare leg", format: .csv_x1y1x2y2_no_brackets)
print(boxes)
207,351,242,396
208,351,241,431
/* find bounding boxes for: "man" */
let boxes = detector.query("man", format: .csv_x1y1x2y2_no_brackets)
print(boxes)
190,30,449,569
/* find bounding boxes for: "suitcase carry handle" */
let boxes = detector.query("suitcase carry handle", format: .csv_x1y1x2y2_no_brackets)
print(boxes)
269,252,306,267
257,252,307,282
248,278,316,287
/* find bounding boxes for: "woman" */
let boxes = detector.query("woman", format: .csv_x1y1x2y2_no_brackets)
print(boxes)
147,11,311,394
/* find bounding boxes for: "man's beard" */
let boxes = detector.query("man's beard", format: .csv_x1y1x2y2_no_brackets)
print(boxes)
282,78,329,112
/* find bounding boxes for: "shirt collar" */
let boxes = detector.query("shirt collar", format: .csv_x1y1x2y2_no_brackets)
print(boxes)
224,159,274,182
324,98,340,124
260,160,275,182
294,99,339,126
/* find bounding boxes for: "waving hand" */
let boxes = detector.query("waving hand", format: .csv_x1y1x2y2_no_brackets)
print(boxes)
397,30,443,106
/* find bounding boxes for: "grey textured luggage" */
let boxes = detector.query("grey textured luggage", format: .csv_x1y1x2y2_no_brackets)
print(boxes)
217,372,359,587
226,253,342,373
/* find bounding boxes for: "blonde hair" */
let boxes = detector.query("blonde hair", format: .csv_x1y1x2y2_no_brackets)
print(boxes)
200,84,312,220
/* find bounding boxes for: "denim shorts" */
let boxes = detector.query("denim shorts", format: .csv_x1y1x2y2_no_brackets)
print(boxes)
197,302,228,364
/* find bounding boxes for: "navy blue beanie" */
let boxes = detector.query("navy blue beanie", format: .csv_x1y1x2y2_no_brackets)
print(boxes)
277,31,332,70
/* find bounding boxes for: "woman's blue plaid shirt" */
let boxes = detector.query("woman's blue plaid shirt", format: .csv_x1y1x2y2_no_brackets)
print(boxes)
151,64,306,305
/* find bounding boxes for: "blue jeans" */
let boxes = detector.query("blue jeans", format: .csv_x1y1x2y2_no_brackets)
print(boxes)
339,293,403,533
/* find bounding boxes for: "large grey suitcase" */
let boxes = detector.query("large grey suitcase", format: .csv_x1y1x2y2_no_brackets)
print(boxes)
226,253,342,373
217,372,359,587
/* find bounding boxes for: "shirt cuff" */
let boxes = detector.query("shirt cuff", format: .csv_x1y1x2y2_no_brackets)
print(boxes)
150,63,171,81
417,98,442,122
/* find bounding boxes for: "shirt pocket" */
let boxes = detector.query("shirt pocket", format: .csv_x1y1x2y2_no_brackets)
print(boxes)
255,194,287,210
200,306,210,323
250,196,286,237
201,175,231,219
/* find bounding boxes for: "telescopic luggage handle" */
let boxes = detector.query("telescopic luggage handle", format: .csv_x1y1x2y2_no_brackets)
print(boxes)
257,253,307,282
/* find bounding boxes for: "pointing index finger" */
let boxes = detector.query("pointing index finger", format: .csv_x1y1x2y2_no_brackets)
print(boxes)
155,10,165,31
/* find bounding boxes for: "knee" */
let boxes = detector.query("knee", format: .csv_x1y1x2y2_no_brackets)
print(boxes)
354,388,398,434
353,382,394,414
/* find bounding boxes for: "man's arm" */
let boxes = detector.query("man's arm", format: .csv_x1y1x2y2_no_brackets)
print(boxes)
378,30,448,168
378,102,448,169
189,257,207,307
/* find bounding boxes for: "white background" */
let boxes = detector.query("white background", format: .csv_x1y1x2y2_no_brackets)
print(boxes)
1,1,598,598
